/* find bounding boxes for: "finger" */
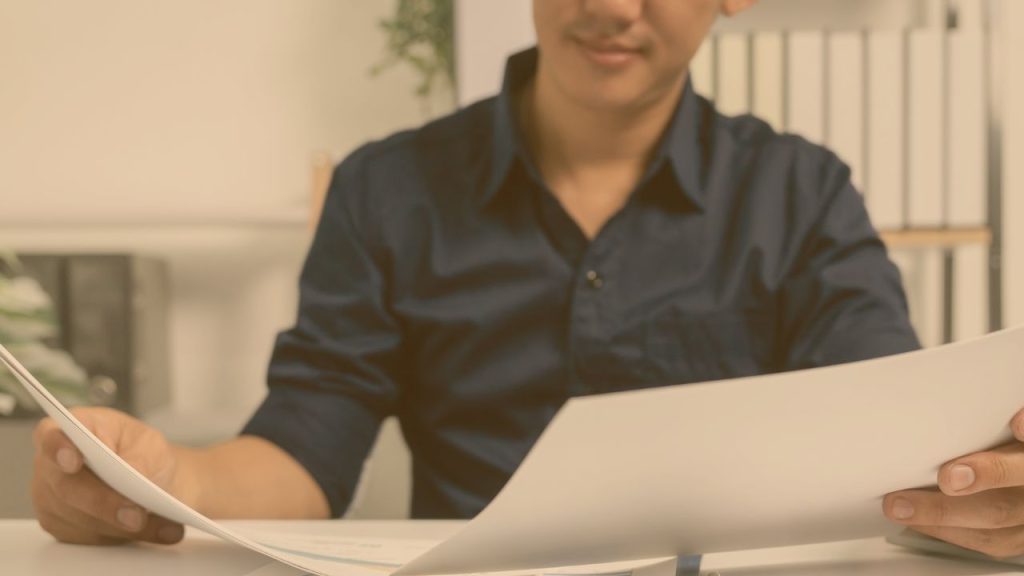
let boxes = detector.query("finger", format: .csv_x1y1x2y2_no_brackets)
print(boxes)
1012,408,1024,443
41,469,184,545
116,425,176,485
150,519,185,545
52,463,147,532
36,508,124,546
34,470,126,546
72,408,174,484
35,408,143,481
57,501,185,546
48,462,184,544
70,407,124,450
884,487,1024,529
939,444,1024,495
911,525,1024,560
34,418,83,474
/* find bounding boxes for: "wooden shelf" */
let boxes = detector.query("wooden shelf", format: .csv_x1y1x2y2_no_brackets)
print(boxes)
879,227,992,249
0,212,309,229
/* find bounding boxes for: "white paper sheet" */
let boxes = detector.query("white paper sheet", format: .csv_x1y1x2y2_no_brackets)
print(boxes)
0,341,676,576
396,326,1024,575
6,326,1024,576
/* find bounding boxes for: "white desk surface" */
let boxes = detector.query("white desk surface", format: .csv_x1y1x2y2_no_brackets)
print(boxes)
1,519,1021,576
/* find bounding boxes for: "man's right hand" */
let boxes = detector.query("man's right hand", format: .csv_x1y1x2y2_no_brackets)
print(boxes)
31,407,192,545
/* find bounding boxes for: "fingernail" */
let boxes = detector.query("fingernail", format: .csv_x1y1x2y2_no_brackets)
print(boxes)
891,498,915,520
950,464,976,491
56,448,78,473
158,524,183,543
117,507,145,532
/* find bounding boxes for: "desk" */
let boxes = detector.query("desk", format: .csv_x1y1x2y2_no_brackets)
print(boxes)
0,519,1019,576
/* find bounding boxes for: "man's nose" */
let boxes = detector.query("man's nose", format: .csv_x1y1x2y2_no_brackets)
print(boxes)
580,0,644,33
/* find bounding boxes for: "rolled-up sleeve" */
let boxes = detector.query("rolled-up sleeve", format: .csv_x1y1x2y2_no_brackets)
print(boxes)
778,157,921,370
242,146,402,517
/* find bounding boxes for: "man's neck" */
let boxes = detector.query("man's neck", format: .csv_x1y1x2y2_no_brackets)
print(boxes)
518,60,686,238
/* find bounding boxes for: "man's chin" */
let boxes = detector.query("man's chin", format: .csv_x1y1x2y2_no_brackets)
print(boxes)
570,88,670,115
557,69,682,114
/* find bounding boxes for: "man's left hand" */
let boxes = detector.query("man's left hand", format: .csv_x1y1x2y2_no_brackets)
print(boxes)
884,407,1024,559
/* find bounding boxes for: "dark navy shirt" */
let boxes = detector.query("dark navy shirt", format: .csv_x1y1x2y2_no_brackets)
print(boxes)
242,49,920,519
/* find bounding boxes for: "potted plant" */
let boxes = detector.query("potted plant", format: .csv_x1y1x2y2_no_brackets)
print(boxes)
372,0,456,115
0,253,90,416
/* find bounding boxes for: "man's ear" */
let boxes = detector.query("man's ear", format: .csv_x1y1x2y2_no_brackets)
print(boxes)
721,0,759,18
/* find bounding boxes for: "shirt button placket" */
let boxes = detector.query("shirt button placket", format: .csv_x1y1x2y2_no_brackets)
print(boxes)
572,253,607,395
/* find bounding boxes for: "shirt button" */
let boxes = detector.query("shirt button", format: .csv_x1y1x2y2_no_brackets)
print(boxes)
585,270,604,289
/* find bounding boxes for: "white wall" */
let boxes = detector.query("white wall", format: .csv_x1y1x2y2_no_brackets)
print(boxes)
0,0,426,225
0,0,429,434
455,1,535,106
1004,0,1024,329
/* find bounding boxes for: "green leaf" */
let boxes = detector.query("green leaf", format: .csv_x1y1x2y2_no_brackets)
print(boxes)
371,0,455,104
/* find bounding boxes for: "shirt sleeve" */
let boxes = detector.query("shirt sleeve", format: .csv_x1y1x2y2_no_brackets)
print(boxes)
241,147,402,517
778,155,922,370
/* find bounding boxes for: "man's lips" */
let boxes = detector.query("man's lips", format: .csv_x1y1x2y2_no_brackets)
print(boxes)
574,38,643,67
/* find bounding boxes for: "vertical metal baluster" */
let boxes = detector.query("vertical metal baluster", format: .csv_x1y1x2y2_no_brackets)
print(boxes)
781,31,791,131
943,250,956,344
710,34,721,105
747,32,756,114
983,0,1004,332
941,0,956,343
941,0,953,226
822,30,832,145
861,29,871,201
902,27,912,228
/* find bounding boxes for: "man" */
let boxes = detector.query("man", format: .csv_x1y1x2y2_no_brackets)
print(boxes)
31,0,1024,559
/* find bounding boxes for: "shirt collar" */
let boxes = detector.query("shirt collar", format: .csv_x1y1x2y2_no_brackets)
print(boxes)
480,49,535,206
481,47,708,212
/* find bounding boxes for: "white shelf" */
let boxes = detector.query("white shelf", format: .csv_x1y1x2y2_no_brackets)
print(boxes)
0,211,310,229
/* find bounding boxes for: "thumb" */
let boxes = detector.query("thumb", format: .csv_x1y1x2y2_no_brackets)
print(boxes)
35,407,132,474
71,407,131,457
33,417,82,474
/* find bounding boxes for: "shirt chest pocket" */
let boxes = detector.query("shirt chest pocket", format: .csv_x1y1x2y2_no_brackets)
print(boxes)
644,307,776,385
